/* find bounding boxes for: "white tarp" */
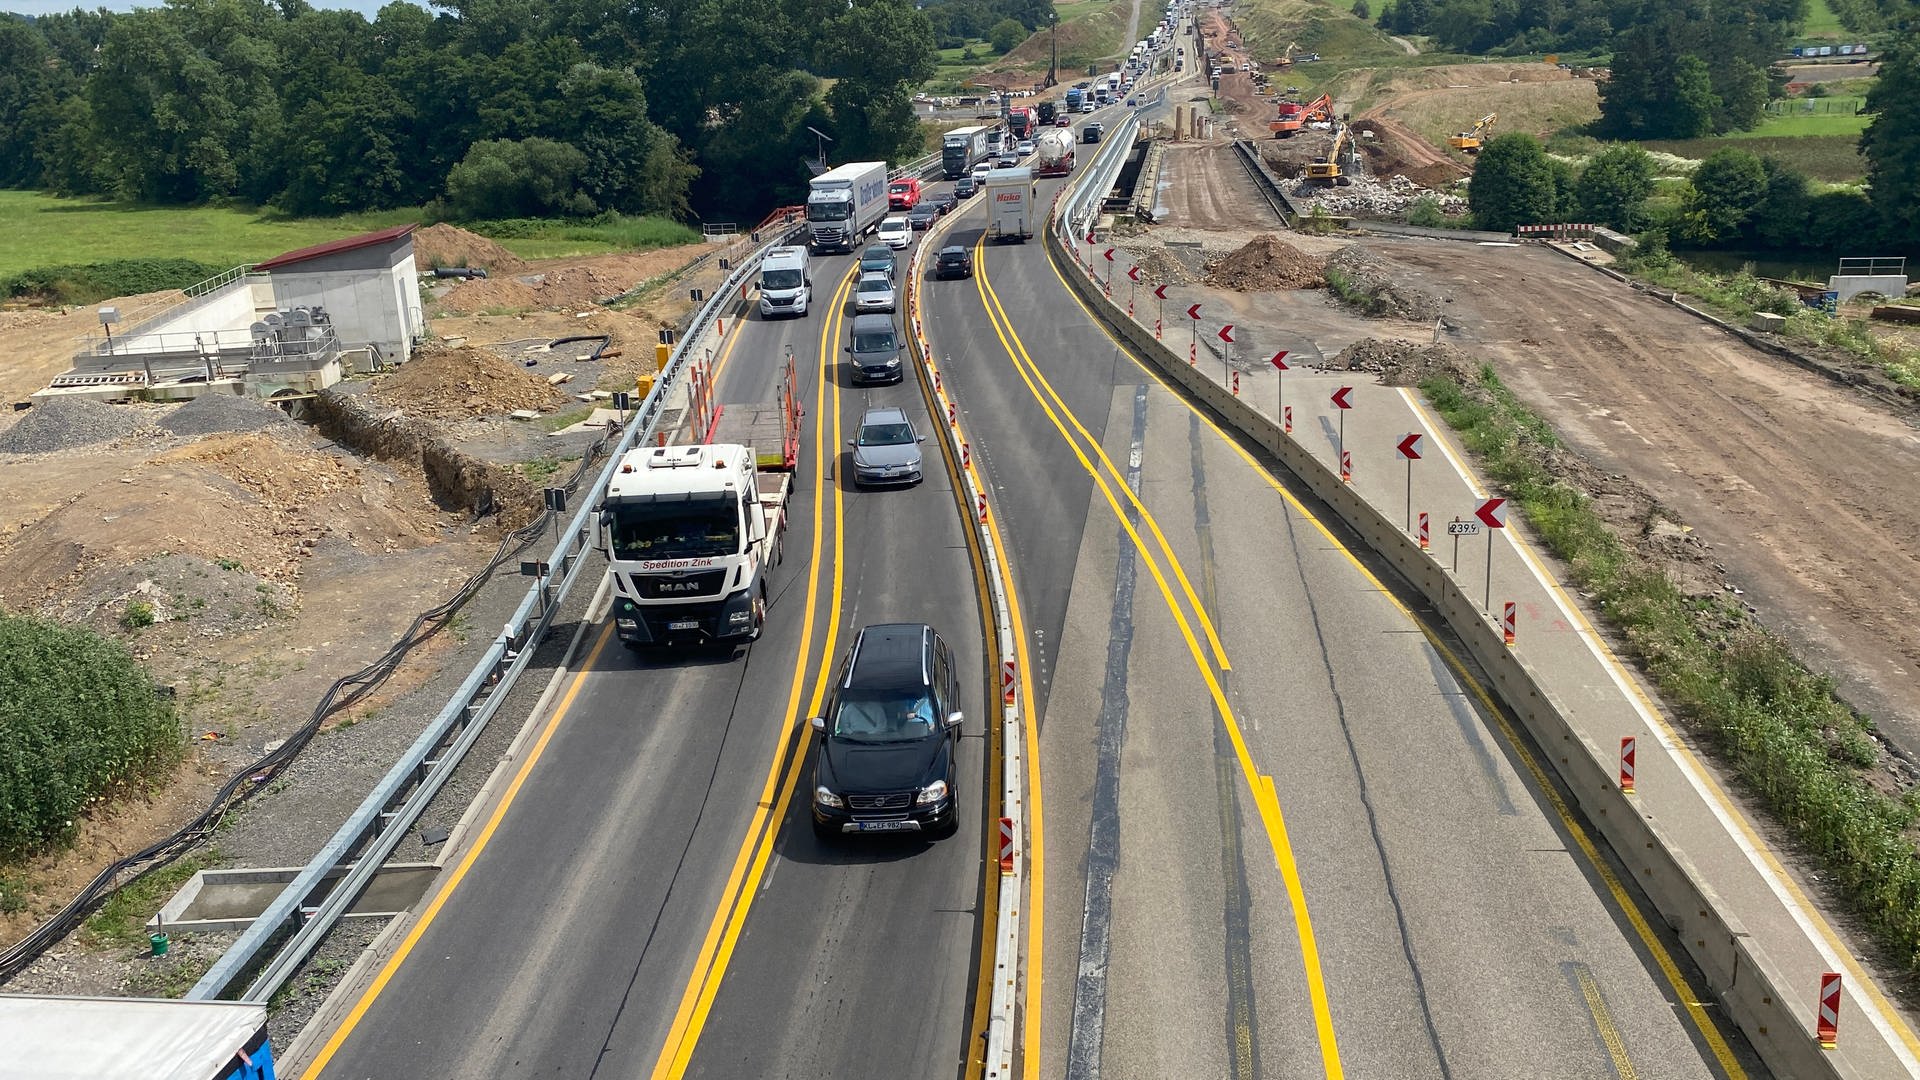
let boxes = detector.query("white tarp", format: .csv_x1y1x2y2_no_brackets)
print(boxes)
0,995,266,1080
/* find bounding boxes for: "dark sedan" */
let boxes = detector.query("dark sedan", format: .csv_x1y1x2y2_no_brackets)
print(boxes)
907,203,940,230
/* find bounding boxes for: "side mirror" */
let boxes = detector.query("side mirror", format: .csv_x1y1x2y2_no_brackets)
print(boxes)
810,716,827,732
847,439,858,447
917,435,926,443
844,346,852,354
946,711,965,729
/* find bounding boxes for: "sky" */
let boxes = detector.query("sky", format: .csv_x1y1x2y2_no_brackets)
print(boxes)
4,0,414,14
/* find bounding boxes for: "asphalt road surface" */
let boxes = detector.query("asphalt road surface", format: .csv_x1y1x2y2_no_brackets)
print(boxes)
304,248,991,1080
915,141,1768,1079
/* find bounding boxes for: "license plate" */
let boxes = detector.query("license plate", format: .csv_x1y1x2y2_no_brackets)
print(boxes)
851,820,918,833
668,620,701,631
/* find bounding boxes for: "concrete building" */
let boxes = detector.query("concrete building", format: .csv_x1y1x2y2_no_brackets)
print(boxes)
36,224,425,405
256,223,425,365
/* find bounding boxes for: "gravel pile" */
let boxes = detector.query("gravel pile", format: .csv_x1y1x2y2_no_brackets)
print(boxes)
1294,173,1468,217
1326,246,1443,321
0,397,145,454
1202,233,1326,291
160,393,292,436
1330,338,1480,382
1122,245,1197,286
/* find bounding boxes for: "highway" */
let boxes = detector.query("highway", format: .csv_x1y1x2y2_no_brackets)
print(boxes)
302,247,992,1079
914,116,1767,1077
295,99,1765,1080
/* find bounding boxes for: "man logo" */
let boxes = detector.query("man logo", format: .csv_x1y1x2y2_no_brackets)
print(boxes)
656,581,702,594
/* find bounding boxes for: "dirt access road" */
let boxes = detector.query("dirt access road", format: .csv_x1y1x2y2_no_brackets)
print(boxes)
1372,239,1920,754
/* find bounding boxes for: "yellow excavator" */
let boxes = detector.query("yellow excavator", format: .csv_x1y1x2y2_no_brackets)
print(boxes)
1448,112,1496,154
1306,125,1353,185
1275,41,1299,67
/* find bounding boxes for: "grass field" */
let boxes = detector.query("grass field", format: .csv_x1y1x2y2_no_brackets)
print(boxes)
1642,134,1867,182
0,191,701,277
1801,0,1845,37
0,191,421,278
1235,0,1403,69
1740,98,1870,138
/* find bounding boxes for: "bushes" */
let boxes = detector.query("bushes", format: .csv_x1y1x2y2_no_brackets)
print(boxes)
0,257,224,305
1422,366,1920,972
0,612,183,858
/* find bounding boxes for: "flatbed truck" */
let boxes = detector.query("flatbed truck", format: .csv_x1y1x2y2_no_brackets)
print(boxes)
600,353,801,647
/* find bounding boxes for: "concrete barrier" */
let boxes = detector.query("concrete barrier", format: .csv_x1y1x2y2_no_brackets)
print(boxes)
1044,220,1866,1080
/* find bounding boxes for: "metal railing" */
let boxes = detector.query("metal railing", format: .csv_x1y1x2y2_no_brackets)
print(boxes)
77,265,262,355
190,222,804,1005
1837,257,1906,277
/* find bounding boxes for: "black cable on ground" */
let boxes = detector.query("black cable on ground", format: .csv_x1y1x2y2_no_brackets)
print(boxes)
0,425,624,986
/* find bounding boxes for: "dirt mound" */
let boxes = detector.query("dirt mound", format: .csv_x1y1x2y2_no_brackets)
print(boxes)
370,345,565,420
159,393,291,437
0,397,148,454
412,224,527,275
1203,234,1326,291
1331,338,1479,378
1326,246,1443,321
1123,245,1198,286
435,244,711,316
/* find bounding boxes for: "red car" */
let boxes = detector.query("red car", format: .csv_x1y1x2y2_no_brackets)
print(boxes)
888,177,921,210
1056,115,1071,127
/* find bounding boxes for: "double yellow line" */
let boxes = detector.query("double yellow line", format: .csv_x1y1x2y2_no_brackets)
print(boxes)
646,266,857,1078
969,235,1346,1077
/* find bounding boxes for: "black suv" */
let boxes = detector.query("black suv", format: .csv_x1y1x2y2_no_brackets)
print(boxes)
954,175,978,198
934,246,973,279
811,624,964,841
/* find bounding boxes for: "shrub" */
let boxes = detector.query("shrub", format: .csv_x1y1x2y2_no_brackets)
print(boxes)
444,138,597,221
120,601,155,630
0,258,225,305
1406,196,1446,227
0,612,183,857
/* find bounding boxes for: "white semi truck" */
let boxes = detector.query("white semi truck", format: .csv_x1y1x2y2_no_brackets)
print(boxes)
807,161,890,254
985,166,1036,243
599,355,801,647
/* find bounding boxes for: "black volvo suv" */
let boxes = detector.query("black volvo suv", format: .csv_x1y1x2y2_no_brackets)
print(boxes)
811,623,965,841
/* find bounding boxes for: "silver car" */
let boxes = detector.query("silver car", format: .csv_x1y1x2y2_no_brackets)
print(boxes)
849,406,925,486
855,271,896,313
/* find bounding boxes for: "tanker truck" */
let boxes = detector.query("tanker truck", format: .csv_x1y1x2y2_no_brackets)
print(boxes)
1032,128,1076,178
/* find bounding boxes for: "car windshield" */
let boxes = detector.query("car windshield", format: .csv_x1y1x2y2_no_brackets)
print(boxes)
890,183,911,194
808,201,850,222
881,222,906,233
763,269,803,290
831,688,938,743
852,330,896,353
608,501,740,560
859,278,890,294
858,422,914,446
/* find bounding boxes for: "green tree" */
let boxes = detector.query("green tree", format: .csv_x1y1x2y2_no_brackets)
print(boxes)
1861,40,1920,245
444,137,596,218
1467,133,1561,232
988,16,1025,53
1753,157,1811,249
276,72,414,214
1666,54,1720,139
1573,144,1656,230
1711,57,1769,134
556,63,697,218
1353,0,1371,19
1680,147,1766,243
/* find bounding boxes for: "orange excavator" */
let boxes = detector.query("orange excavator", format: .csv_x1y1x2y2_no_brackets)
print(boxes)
1270,92,1331,138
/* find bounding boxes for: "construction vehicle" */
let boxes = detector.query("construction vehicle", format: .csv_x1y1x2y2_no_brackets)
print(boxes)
1273,41,1298,67
1306,125,1353,185
599,351,801,648
1448,113,1496,154
1270,92,1331,137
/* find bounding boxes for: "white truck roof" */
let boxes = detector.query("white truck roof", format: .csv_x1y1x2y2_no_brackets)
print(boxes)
608,444,752,501
0,996,268,1080
762,246,806,271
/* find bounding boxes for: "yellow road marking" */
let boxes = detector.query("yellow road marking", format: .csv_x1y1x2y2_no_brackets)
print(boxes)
647,266,856,1078
1400,387,1920,1067
298,289,770,1078
1039,240,1746,1077
1573,962,1640,1079
299,624,618,1080
974,235,1345,1077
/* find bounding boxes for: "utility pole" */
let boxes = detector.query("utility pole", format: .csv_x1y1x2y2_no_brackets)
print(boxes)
1047,11,1059,89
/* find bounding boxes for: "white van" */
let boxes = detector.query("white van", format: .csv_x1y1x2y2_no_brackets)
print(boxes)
758,245,811,318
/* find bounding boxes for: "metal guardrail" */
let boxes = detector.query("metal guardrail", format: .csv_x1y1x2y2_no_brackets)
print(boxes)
190,222,804,1004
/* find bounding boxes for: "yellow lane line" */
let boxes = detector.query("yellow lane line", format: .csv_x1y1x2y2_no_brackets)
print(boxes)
646,266,856,1079
299,625,618,1080
1039,243,1745,1077
1402,387,1920,1066
298,283,770,1078
1573,962,1641,1080
974,234,1345,1078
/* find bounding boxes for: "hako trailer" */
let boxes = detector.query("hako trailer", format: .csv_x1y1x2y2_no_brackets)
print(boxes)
599,352,802,647
985,166,1036,243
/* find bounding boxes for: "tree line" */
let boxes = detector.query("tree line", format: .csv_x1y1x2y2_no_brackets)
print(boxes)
0,0,939,222
921,0,1053,50
1463,40,1914,250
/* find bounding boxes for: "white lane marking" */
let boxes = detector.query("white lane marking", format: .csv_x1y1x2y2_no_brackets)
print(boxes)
1399,386,1920,1073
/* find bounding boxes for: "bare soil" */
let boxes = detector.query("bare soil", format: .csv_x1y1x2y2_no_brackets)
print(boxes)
0,234,710,962
1369,239,1920,752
